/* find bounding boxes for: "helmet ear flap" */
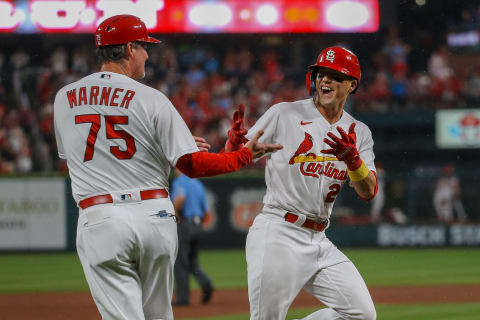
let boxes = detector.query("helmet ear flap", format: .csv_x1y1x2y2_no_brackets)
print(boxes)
305,69,317,96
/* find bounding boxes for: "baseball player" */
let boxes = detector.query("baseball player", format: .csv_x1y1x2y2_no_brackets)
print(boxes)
53,14,282,320
433,164,467,223
226,47,378,320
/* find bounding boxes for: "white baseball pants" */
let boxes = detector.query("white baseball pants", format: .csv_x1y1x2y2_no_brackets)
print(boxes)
76,198,178,320
246,212,376,320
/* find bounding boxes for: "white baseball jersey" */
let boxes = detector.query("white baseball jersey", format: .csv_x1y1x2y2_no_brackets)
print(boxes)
54,72,199,203
245,98,377,320
245,98,376,220
54,71,199,320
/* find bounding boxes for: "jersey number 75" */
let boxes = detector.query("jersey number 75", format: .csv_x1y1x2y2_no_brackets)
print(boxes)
75,114,136,162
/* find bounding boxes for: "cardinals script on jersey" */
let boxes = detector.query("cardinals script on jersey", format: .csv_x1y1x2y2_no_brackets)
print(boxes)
288,132,348,180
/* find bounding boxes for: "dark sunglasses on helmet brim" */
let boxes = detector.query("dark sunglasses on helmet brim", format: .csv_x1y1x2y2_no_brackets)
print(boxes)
131,41,150,50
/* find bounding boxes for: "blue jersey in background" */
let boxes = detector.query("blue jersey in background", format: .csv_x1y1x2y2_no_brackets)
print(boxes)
171,174,208,219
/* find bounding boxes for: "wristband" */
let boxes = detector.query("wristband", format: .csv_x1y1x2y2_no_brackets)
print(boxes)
347,161,369,181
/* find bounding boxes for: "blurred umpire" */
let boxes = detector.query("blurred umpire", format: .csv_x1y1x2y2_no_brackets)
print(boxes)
171,168,214,306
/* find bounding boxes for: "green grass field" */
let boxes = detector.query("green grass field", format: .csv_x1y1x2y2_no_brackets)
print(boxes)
1,248,480,292
1,248,479,319
181,304,480,320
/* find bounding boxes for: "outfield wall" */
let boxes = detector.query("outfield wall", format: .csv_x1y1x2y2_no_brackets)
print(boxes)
0,176,479,250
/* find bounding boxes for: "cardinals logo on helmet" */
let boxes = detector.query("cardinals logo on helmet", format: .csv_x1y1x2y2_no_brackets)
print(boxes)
326,49,335,62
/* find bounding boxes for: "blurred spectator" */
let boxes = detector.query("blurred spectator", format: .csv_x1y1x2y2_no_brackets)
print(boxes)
385,177,408,224
186,64,206,86
370,164,407,224
1,5,480,175
390,69,409,108
367,71,390,112
382,26,411,76
463,68,480,105
433,164,467,223
428,45,454,81
458,7,480,31
51,47,68,74
427,45,463,107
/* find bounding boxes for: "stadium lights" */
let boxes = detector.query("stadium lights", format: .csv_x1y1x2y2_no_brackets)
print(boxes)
0,1,26,29
189,3,233,28
325,0,370,29
30,0,86,29
256,4,279,26
96,0,164,28
1,0,379,33
79,7,96,25
239,9,252,21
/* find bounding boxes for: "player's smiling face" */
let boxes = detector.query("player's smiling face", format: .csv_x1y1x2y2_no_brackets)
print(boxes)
314,68,357,108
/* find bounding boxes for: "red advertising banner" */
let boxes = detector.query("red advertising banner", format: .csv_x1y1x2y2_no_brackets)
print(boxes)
0,0,379,33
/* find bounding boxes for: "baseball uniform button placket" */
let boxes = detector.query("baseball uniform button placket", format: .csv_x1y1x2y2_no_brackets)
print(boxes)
284,212,328,232
79,188,168,209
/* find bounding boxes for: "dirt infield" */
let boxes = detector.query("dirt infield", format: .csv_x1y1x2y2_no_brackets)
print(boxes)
1,285,479,319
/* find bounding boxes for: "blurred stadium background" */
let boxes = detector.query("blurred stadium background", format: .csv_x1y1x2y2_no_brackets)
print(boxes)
0,0,480,319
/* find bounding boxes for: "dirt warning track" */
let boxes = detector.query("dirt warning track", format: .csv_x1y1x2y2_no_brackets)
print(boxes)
1,284,479,319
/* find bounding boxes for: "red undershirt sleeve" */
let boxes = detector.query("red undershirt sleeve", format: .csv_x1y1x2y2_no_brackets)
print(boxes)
176,147,252,178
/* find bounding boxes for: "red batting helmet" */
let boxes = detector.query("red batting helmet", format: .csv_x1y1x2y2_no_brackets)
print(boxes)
95,14,161,48
306,46,361,94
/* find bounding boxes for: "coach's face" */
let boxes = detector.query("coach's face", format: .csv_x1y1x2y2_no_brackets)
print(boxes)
315,68,357,109
131,42,149,80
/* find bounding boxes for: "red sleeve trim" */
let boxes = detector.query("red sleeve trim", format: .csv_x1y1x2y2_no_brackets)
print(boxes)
225,140,245,152
357,170,378,202
176,148,252,178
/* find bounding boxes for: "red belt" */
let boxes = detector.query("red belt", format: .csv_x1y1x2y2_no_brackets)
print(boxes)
79,188,168,209
284,212,328,232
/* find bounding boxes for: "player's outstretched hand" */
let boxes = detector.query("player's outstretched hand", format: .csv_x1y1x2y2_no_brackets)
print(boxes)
226,104,249,151
321,123,361,170
194,136,211,152
244,130,283,159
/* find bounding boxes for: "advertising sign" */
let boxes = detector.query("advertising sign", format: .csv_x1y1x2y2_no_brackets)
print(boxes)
436,109,480,149
0,178,66,250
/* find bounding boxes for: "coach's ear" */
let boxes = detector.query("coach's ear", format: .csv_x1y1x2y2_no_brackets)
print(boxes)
125,42,135,59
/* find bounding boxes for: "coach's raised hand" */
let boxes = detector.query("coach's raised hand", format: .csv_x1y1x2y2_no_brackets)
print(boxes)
244,130,283,159
225,104,249,152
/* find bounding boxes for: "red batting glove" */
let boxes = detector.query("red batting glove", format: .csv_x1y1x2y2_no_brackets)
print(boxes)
321,123,362,171
226,104,249,151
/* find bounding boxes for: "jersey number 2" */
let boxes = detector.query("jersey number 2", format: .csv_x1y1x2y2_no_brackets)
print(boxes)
325,183,341,203
75,114,136,162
